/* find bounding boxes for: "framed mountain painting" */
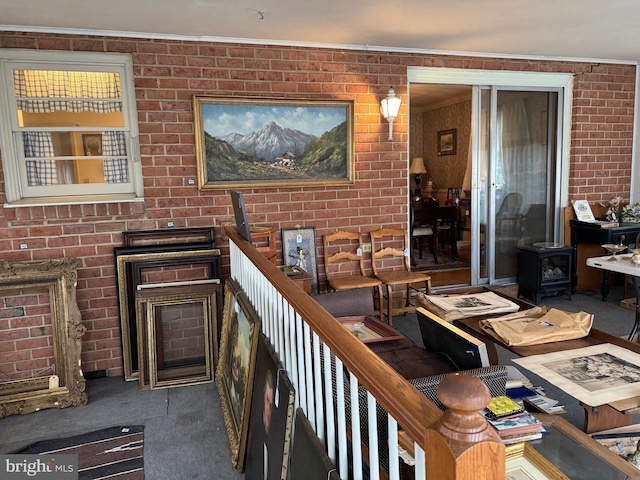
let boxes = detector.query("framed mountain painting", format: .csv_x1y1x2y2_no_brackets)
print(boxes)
193,96,354,189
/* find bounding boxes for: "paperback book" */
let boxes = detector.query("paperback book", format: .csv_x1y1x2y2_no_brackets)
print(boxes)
485,395,524,419
481,410,543,438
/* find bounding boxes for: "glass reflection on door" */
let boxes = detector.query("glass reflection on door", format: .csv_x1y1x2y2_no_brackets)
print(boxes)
478,88,559,284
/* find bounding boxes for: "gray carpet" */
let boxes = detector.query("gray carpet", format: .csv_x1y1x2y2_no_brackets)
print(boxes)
0,378,243,480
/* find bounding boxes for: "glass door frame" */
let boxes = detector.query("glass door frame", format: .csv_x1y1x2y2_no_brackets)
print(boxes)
479,86,564,285
408,67,573,286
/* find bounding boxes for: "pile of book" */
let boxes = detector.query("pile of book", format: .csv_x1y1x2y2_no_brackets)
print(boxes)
482,395,545,445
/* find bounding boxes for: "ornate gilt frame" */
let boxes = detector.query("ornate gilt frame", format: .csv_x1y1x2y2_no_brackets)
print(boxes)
193,96,355,189
216,278,260,471
135,283,219,390
0,258,87,418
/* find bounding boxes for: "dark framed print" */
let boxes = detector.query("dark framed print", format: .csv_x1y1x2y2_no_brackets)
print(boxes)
193,96,354,189
231,190,252,242
82,133,102,156
437,128,457,156
289,408,340,480
281,227,319,294
216,278,260,471
244,334,296,480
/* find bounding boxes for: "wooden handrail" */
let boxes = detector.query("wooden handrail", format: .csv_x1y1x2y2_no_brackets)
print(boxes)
226,226,442,441
226,225,505,479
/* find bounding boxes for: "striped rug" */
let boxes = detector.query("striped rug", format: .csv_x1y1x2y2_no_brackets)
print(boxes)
17,426,144,479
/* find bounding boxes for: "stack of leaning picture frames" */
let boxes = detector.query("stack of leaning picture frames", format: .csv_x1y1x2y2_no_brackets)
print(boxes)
114,227,222,382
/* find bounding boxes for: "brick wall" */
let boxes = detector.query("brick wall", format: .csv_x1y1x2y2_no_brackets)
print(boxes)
0,32,636,376
0,289,55,381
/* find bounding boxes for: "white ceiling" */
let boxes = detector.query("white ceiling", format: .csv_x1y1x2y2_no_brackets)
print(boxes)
1,0,639,64
1,0,637,109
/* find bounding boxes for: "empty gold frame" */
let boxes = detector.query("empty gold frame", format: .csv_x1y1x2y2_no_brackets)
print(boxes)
0,257,87,418
136,283,219,390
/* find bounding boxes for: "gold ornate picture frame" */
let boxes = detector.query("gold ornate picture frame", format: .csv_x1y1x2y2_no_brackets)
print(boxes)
0,258,87,418
135,283,219,390
216,278,260,471
194,96,354,189
505,443,568,480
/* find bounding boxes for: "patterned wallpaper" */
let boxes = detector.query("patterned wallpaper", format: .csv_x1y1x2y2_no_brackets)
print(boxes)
410,98,471,201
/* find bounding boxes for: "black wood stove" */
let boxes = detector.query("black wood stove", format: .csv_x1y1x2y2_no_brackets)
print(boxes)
518,243,573,305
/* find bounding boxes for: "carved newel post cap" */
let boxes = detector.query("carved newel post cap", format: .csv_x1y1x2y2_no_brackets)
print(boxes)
432,372,500,442
438,372,491,411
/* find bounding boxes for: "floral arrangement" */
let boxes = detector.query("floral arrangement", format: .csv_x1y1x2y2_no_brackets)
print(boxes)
621,202,640,223
600,196,624,221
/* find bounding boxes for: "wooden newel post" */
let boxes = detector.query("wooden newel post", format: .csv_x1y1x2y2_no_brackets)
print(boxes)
424,373,505,479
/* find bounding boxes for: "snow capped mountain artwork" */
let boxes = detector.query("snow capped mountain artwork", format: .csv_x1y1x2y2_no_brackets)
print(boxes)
194,97,354,188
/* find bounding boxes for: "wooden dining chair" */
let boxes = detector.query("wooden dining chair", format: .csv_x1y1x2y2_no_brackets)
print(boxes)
369,227,432,325
322,230,383,319
410,196,439,264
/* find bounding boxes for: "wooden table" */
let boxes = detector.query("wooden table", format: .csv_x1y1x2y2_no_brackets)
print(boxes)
586,254,640,340
454,315,640,433
279,266,313,294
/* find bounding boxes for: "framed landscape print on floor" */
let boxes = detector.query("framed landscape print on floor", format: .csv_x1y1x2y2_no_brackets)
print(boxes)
216,278,260,471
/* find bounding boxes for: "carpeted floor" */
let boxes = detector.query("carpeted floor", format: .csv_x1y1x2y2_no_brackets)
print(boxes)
17,426,144,480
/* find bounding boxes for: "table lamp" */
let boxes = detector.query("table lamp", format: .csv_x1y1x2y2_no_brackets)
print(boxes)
410,157,427,197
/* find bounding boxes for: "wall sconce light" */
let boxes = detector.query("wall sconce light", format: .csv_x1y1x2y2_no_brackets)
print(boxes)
410,157,427,196
380,87,402,141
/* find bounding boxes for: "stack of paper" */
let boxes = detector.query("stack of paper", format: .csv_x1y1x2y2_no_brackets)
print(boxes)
421,291,520,321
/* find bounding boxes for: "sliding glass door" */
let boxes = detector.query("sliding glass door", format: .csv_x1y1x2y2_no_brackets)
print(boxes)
408,67,571,287
477,88,561,283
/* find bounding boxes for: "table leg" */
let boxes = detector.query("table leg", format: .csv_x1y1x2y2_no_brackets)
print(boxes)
629,276,640,341
581,402,633,434
601,270,610,301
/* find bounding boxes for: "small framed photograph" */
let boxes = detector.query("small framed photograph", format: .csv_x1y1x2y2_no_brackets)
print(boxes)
281,227,318,294
337,316,406,344
437,128,457,156
82,133,102,156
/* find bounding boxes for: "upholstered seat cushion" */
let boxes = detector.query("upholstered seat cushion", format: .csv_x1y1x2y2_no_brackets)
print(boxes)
412,226,434,236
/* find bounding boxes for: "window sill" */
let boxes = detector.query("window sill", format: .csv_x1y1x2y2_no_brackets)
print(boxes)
4,194,144,208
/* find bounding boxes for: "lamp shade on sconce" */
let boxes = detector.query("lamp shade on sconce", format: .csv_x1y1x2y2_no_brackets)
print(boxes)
380,87,401,140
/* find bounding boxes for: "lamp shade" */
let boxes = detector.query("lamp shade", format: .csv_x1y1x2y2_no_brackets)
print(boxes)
410,157,427,174
380,87,402,141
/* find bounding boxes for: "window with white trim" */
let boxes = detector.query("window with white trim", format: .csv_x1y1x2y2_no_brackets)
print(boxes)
0,50,142,204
